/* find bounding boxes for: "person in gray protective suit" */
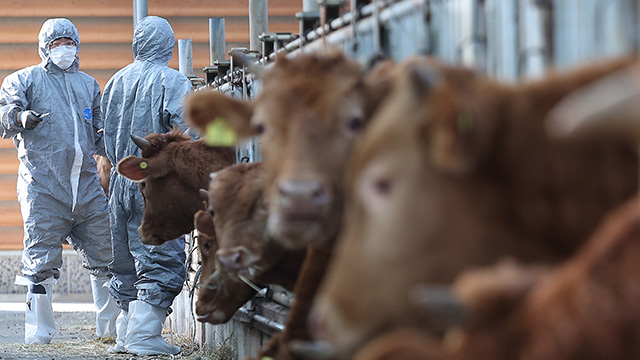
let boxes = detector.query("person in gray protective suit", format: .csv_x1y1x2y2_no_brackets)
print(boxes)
0,18,119,344
101,16,192,356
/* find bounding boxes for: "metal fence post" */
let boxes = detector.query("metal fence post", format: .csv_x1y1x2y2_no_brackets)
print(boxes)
133,0,148,28
178,39,194,77
209,18,227,64
250,0,269,52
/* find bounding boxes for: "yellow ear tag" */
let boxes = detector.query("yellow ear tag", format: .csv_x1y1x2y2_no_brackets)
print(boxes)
206,117,237,147
139,161,148,170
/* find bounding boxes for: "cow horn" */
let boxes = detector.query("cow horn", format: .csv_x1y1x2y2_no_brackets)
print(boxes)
288,340,335,360
409,284,466,327
230,49,264,78
199,188,210,203
130,134,151,151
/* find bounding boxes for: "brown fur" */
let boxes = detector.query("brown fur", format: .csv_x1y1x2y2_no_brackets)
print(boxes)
357,201,640,360
195,163,306,325
94,154,111,196
352,329,444,360
313,57,639,358
438,195,640,360
117,129,235,245
186,52,394,359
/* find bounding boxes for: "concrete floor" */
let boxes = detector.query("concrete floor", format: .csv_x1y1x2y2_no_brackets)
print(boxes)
0,295,200,360
0,294,106,359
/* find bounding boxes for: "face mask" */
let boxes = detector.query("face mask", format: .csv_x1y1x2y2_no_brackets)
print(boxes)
49,45,76,70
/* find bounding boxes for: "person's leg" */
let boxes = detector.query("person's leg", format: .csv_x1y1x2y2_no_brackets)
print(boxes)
124,191,185,355
105,183,138,352
107,188,138,311
67,190,119,338
19,194,70,344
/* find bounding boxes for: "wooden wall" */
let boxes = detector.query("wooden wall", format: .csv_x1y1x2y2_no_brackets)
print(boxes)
0,0,301,249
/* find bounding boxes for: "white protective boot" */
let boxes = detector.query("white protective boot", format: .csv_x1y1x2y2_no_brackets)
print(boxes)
22,278,56,344
89,274,120,338
124,300,181,355
107,309,129,353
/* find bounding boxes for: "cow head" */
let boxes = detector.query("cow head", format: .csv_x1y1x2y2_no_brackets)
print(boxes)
203,162,290,282
194,209,261,324
117,129,235,245
186,51,393,249
310,58,520,356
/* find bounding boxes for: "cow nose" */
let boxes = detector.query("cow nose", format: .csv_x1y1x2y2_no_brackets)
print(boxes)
216,249,244,271
308,306,328,341
278,180,329,205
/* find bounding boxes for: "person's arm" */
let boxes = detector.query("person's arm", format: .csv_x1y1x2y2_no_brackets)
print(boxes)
0,71,30,139
163,75,198,139
91,80,107,157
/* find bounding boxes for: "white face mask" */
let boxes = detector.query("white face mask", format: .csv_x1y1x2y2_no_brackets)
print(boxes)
49,45,76,70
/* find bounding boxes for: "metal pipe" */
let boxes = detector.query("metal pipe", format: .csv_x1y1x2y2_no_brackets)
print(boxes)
249,0,269,52
209,18,226,64
178,39,194,77
236,307,285,334
303,0,320,12
133,0,148,28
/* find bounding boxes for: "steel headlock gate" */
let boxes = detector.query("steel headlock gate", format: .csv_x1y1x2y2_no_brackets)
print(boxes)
168,0,640,358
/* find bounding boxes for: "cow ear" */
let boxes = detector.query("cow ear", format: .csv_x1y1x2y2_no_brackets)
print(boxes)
407,60,442,95
362,59,396,111
546,65,640,142
117,156,165,182
185,91,255,139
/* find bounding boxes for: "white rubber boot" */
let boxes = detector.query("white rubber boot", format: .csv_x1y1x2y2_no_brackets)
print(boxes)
24,282,55,344
90,275,120,338
107,309,129,353
124,300,181,355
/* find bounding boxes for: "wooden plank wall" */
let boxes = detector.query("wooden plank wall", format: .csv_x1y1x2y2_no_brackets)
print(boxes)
0,0,301,249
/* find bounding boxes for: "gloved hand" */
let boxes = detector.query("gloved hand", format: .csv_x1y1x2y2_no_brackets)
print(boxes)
18,110,43,130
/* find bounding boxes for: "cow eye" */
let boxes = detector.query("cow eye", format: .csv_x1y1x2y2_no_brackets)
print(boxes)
255,123,265,135
373,178,393,196
346,116,364,131
204,242,212,250
208,209,215,217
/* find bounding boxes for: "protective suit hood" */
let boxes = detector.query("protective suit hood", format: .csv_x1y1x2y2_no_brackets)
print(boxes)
38,18,80,71
132,16,175,64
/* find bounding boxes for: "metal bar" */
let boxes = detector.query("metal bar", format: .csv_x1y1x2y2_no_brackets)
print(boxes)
304,0,320,12
133,0,148,28
235,307,285,334
178,39,194,77
249,0,269,52
209,18,226,64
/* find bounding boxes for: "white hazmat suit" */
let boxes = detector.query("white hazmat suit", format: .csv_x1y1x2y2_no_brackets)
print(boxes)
0,18,119,343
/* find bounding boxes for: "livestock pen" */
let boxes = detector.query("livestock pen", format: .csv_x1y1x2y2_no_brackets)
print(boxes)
166,0,640,359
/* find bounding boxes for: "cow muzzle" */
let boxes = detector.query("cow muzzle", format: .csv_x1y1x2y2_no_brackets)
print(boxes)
268,180,333,247
138,228,165,246
216,246,260,273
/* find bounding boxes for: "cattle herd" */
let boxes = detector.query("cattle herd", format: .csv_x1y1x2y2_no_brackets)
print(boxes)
115,50,640,360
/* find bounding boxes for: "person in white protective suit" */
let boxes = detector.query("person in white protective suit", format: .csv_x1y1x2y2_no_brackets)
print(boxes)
0,18,119,344
101,16,191,355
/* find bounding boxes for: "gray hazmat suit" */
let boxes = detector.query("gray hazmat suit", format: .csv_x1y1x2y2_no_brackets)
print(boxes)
0,18,112,283
101,16,191,312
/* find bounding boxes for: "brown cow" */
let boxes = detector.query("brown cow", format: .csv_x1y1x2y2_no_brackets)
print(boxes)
195,163,306,324
186,52,393,359
117,129,235,245
404,195,640,360
193,209,260,324
194,208,262,324
312,57,639,358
